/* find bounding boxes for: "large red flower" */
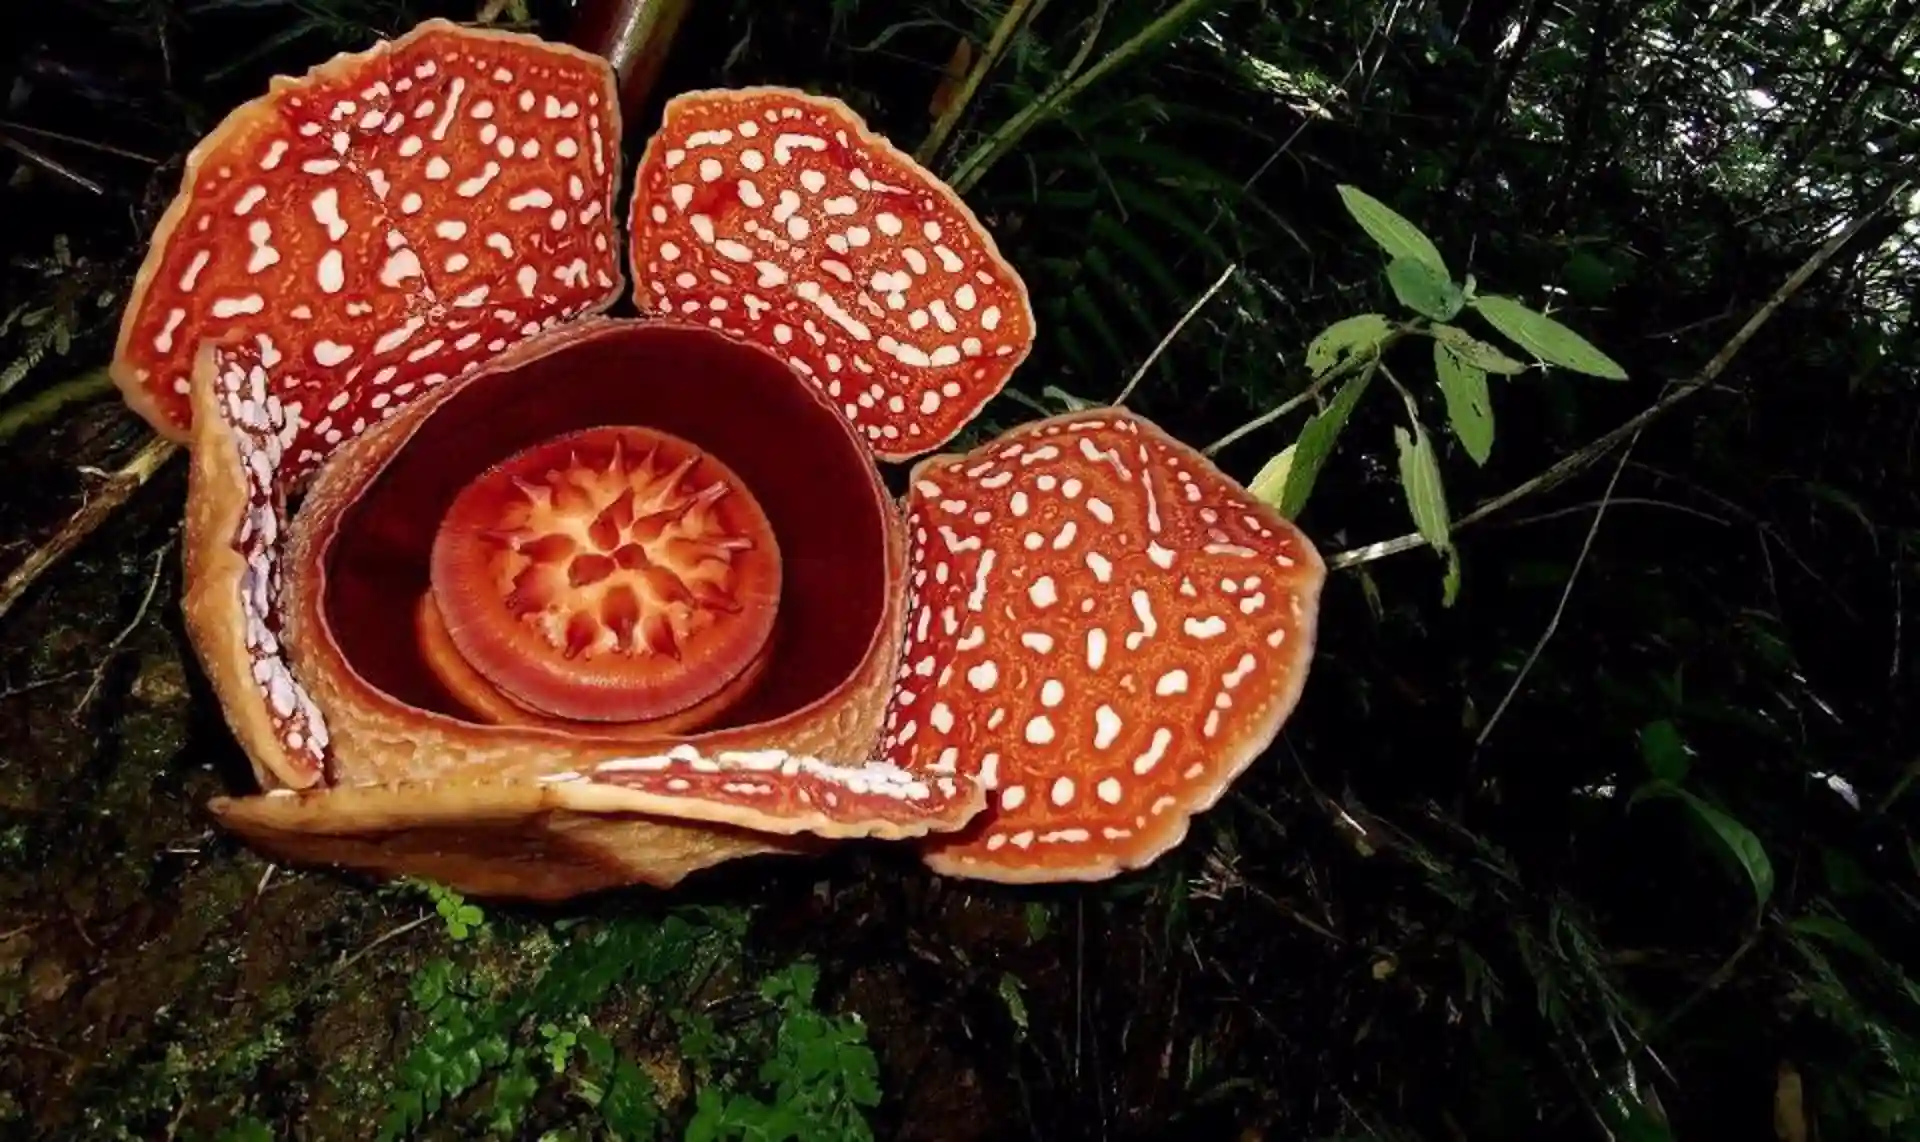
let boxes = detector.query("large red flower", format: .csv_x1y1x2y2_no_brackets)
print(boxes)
108,19,1326,900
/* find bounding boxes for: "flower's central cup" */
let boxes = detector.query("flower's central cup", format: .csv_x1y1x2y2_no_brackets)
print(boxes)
420,425,783,735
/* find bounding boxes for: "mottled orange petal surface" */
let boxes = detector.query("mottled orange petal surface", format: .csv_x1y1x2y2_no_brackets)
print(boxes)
112,20,622,482
627,87,1035,461
883,409,1327,882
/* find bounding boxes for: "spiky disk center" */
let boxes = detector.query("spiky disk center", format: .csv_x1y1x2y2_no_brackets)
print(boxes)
486,442,756,662
426,425,783,725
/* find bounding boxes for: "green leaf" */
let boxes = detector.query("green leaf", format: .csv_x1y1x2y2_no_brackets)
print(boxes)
1432,323,1528,374
998,973,1030,1040
1386,256,1463,321
1279,365,1375,517
1393,418,1452,559
1336,185,1449,277
1470,294,1627,379
1305,313,1391,378
600,1059,661,1140
1819,848,1870,897
1022,902,1050,941
1248,445,1296,510
1789,914,1880,959
1637,719,1691,783
1638,786,1774,908
1433,340,1494,464
1679,791,1773,908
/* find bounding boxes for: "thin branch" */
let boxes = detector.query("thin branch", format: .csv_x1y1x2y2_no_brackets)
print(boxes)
1472,423,1642,751
917,0,1043,166
1113,262,1237,407
1500,495,1732,531
1203,332,1404,457
0,435,181,624
949,0,1206,195
73,541,173,716
0,134,105,195
1328,187,1903,571
333,914,434,976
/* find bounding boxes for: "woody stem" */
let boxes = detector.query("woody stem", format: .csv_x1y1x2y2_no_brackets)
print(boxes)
0,434,180,623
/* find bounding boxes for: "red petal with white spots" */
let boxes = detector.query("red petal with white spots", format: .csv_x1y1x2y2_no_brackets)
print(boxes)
111,19,622,482
884,409,1327,882
369,24,623,354
627,87,1035,462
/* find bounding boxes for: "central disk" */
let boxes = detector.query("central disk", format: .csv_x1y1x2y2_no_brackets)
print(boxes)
425,424,783,725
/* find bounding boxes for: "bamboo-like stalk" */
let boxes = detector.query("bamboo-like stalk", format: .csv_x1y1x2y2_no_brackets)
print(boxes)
565,0,698,124
947,0,1218,195
915,0,1043,167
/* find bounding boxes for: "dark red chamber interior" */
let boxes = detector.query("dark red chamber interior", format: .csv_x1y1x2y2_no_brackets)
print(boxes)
320,321,891,730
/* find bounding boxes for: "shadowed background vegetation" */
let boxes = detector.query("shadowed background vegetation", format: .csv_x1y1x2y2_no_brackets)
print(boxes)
0,0,1916,1139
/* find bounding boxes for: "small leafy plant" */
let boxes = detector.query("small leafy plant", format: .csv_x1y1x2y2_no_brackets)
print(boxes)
1250,185,1628,603
379,906,746,1141
414,879,486,941
682,962,883,1142
372,901,883,1142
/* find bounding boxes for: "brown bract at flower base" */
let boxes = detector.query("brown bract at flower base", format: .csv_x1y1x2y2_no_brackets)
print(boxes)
119,20,1327,901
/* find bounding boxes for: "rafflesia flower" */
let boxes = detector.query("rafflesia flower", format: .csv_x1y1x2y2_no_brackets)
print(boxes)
107,19,1326,900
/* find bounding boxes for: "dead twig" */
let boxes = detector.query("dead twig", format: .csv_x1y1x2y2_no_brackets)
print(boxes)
1471,421,1642,754
72,540,173,716
1204,333,1404,456
1114,262,1238,407
0,669,90,700
0,434,180,625
0,134,105,195
333,914,434,976
0,120,160,164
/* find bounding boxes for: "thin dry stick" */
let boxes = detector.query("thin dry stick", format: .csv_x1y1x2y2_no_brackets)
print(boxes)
0,120,161,164
1471,422,1642,751
73,540,172,715
0,434,181,624
1113,261,1238,406
1326,191,1898,571
333,914,434,976
1203,369,1344,456
916,0,1043,165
